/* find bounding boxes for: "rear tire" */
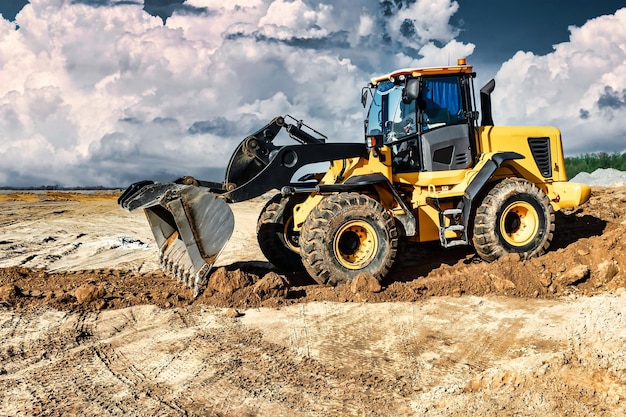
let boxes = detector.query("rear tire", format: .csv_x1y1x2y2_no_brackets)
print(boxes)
472,178,554,261
300,193,398,285
257,193,306,272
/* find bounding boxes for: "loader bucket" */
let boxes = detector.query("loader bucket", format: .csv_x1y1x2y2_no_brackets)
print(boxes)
118,181,234,297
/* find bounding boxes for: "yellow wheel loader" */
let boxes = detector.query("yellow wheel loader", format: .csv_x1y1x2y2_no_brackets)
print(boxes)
119,59,591,297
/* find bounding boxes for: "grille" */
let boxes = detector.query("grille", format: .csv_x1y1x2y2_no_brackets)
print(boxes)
528,137,552,178
455,152,469,165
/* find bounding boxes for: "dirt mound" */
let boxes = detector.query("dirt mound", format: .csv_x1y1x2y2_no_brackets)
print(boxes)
0,188,626,310
1,200,624,312
1,186,625,312
0,187,626,309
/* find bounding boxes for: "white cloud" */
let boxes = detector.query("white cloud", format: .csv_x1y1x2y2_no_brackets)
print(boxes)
258,0,334,39
0,0,472,187
393,39,475,69
387,0,460,46
492,8,626,155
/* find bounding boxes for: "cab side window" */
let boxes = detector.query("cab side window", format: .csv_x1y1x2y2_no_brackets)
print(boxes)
420,76,464,130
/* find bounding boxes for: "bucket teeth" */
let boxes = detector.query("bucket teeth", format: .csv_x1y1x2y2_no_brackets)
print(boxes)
158,242,211,298
181,270,190,288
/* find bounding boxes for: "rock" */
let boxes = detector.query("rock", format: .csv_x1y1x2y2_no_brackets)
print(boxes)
464,378,483,392
538,272,552,288
350,273,382,294
491,275,516,292
556,264,590,286
593,260,619,287
74,283,106,304
0,284,20,301
225,308,243,318
253,272,288,299
207,268,253,295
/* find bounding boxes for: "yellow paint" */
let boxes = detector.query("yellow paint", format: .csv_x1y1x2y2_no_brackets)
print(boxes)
548,181,592,210
371,64,474,85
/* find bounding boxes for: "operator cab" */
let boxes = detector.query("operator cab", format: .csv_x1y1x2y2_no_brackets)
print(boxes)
364,61,478,173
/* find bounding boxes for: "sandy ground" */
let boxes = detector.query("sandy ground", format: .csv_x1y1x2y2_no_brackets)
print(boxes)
0,188,625,416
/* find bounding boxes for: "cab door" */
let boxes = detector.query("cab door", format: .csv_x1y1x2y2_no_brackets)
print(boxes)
418,75,475,172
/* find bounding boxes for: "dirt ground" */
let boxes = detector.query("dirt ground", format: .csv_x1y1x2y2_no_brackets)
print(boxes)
0,187,625,416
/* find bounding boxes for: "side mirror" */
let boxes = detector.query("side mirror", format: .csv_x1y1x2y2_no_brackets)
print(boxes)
402,78,420,104
361,88,369,108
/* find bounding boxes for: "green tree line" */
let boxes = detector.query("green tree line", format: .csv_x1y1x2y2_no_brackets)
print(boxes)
565,152,626,179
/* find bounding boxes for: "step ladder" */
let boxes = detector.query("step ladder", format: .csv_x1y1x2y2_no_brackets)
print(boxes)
438,207,469,248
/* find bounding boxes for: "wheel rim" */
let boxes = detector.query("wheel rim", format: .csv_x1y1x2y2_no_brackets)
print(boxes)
283,216,299,251
334,220,378,269
500,201,539,246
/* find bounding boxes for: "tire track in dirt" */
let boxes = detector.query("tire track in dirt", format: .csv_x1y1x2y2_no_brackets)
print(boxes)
84,307,196,415
0,307,197,415
2,295,626,416
94,306,418,415
93,342,189,415
0,310,138,415
0,309,74,374
175,320,413,416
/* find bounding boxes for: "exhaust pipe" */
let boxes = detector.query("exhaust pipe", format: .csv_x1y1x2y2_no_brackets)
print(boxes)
480,78,495,126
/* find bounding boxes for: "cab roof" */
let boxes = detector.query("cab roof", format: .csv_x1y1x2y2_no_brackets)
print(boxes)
370,64,474,86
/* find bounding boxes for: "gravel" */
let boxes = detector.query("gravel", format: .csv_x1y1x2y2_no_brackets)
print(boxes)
570,168,626,187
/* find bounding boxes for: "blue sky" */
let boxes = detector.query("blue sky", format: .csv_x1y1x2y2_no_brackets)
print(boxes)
0,0,625,187
456,1,626,62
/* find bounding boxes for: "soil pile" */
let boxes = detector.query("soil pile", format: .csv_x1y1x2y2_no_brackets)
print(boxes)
1,186,624,311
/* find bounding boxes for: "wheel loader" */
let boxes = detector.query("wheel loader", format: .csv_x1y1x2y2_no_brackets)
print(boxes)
119,59,591,297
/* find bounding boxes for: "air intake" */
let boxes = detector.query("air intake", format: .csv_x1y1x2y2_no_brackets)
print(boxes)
528,137,552,178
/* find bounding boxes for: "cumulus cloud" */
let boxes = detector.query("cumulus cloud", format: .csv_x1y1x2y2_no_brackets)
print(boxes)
0,0,471,187
4,1,625,188
492,8,626,156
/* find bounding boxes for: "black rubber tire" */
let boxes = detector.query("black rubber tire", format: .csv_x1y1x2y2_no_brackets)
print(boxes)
257,193,306,272
471,178,555,262
299,193,398,285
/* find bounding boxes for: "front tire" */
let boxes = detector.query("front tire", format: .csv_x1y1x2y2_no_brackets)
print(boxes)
300,193,398,285
257,193,306,272
472,178,554,262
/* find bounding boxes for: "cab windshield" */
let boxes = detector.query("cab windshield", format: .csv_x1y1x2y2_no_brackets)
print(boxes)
366,76,467,141
366,81,416,143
